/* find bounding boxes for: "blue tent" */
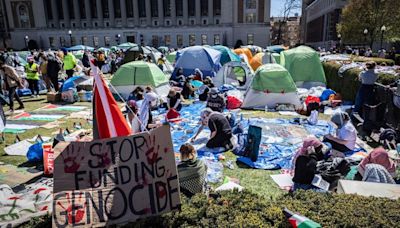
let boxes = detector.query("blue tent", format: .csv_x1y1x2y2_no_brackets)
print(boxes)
61,76,89,92
266,45,286,54
67,45,94,51
172,46,221,79
211,45,241,65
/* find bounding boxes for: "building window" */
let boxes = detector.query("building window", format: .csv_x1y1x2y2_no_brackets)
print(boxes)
82,36,88,45
203,19,207,25
104,36,111,46
166,20,170,26
201,34,207,45
176,0,183,16
214,34,220,45
127,35,136,43
246,0,257,9
151,0,158,17
163,0,171,17
45,0,53,20
93,36,99,47
200,0,208,16
71,37,76,46
177,35,183,47
60,37,66,47
79,1,86,19
56,1,64,20
215,19,220,24
188,0,195,17
114,0,121,18
61,23,65,28
83,22,87,27
178,20,182,25
67,1,75,19
189,34,196,46
154,20,158,26
213,0,221,16
102,0,109,18
94,22,98,27
247,33,254,45
18,4,31,28
138,0,146,17
72,23,76,28
165,35,171,46
246,13,256,23
190,20,195,25
152,35,159,47
49,37,55,48
105,22,110,27
90,0,97,18
51,23,55,28
126,0,134,17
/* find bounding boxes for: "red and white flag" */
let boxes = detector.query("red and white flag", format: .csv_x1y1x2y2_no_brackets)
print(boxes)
90,61,131,139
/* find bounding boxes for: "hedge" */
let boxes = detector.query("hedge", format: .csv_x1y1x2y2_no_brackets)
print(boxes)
352,57,395,66
22,190,400,227
323,61,399,101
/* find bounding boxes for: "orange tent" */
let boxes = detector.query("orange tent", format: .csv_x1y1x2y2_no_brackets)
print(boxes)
234,48,253,62
249,52,275,71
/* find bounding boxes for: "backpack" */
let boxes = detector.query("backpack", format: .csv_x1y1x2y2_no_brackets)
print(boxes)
233,125,262,162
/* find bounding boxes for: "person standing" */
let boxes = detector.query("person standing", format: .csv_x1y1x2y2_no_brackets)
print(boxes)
39,54,50,91
46,53,62,92
354,61,378,113
62,48,77,79
0,57,24,111
25,57,40,97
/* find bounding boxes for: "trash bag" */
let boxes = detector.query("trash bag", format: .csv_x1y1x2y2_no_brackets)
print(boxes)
226,95,242,109
26,143,43,162
233,125,262,162
166,108,181,122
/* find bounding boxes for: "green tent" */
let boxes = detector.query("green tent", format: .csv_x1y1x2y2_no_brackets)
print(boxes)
111,61,168,87
251,64,297,93
166,51,177,63
211,45,241,65
272,53,280,64
280,46,326,85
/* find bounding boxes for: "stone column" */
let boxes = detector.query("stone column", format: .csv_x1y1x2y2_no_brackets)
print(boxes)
73,0,81,25
108,0,115,26
121,0,127,26
195,0,201,25
171,0,176,25
208,0,213,24
183,0,188,25
85,0,92,26
133,0,139,25
96,0,103,26
62,0,70,26
51,0,59,26
146,0,151,25
158,0,164,26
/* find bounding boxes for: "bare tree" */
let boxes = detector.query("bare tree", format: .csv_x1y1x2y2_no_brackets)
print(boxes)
276,0,301,45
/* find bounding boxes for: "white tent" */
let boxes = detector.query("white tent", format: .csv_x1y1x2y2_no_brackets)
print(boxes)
214,61,254,90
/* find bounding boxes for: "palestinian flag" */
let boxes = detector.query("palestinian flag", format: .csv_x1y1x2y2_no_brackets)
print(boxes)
90,60,131,139
283,208,321,228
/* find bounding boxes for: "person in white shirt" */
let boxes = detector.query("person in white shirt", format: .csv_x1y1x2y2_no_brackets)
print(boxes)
127,100,141,134
323,112,357,153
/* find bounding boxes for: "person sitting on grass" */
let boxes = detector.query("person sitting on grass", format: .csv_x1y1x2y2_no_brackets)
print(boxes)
292,137,326,191
354,147,396,183
323,112,357,153
191,108,233,150
177,143,207,197
198,77,214,101
181,76,196,99
167,88,183,111
206,88,226,113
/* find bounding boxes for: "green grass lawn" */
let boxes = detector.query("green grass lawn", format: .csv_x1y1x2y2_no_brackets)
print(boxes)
0,97,333,199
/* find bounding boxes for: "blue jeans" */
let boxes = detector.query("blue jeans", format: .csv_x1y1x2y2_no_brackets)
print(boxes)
354,84,374,113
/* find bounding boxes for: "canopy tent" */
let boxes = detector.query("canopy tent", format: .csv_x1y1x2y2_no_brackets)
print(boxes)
117,42,137,50
214,61,254,90
242,64,301,109
158,46,169,53
234,48,253,62
110,61,170,99
249,52,276,71
272,53,281,64
172,46,221,79
166,51,177,63
67,45,94,51
211,45,241,65
280,45,326,88
266,45,288,54
110,46,120,52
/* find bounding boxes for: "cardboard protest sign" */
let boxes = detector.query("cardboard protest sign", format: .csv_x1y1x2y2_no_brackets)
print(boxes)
52,125,180,227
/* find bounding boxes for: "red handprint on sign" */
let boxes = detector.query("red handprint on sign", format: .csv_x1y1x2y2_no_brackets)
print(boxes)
61,144,84,173
57,192,86,225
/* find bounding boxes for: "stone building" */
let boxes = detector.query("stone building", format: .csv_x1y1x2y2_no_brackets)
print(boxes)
270,15,300,47
0,0,271,50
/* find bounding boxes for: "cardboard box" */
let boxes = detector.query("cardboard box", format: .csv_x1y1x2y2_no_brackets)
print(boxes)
47,92,61,103
337,180,400,200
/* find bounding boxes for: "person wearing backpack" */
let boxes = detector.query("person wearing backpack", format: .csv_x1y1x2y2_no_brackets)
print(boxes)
0,56,24,111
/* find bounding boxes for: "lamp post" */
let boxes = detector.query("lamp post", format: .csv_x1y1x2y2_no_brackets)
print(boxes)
68,30,72,47
24,36,29,49
363,29,368,47
116,34,121,45
380,25,386,50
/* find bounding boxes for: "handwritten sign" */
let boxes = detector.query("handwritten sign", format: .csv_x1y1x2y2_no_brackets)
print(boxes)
52,125,180,227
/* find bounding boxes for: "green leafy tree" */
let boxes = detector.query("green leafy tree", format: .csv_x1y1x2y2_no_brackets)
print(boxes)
337,0,400,48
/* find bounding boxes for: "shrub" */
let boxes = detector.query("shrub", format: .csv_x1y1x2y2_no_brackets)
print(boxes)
323,62,399,101
395,54,400,65
352,57,395,66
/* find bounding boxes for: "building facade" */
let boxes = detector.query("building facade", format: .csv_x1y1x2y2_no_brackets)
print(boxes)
270,15,300,47
301,0,348,49
1,0,271,50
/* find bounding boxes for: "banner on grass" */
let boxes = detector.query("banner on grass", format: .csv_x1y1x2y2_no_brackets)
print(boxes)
52,125,180,227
